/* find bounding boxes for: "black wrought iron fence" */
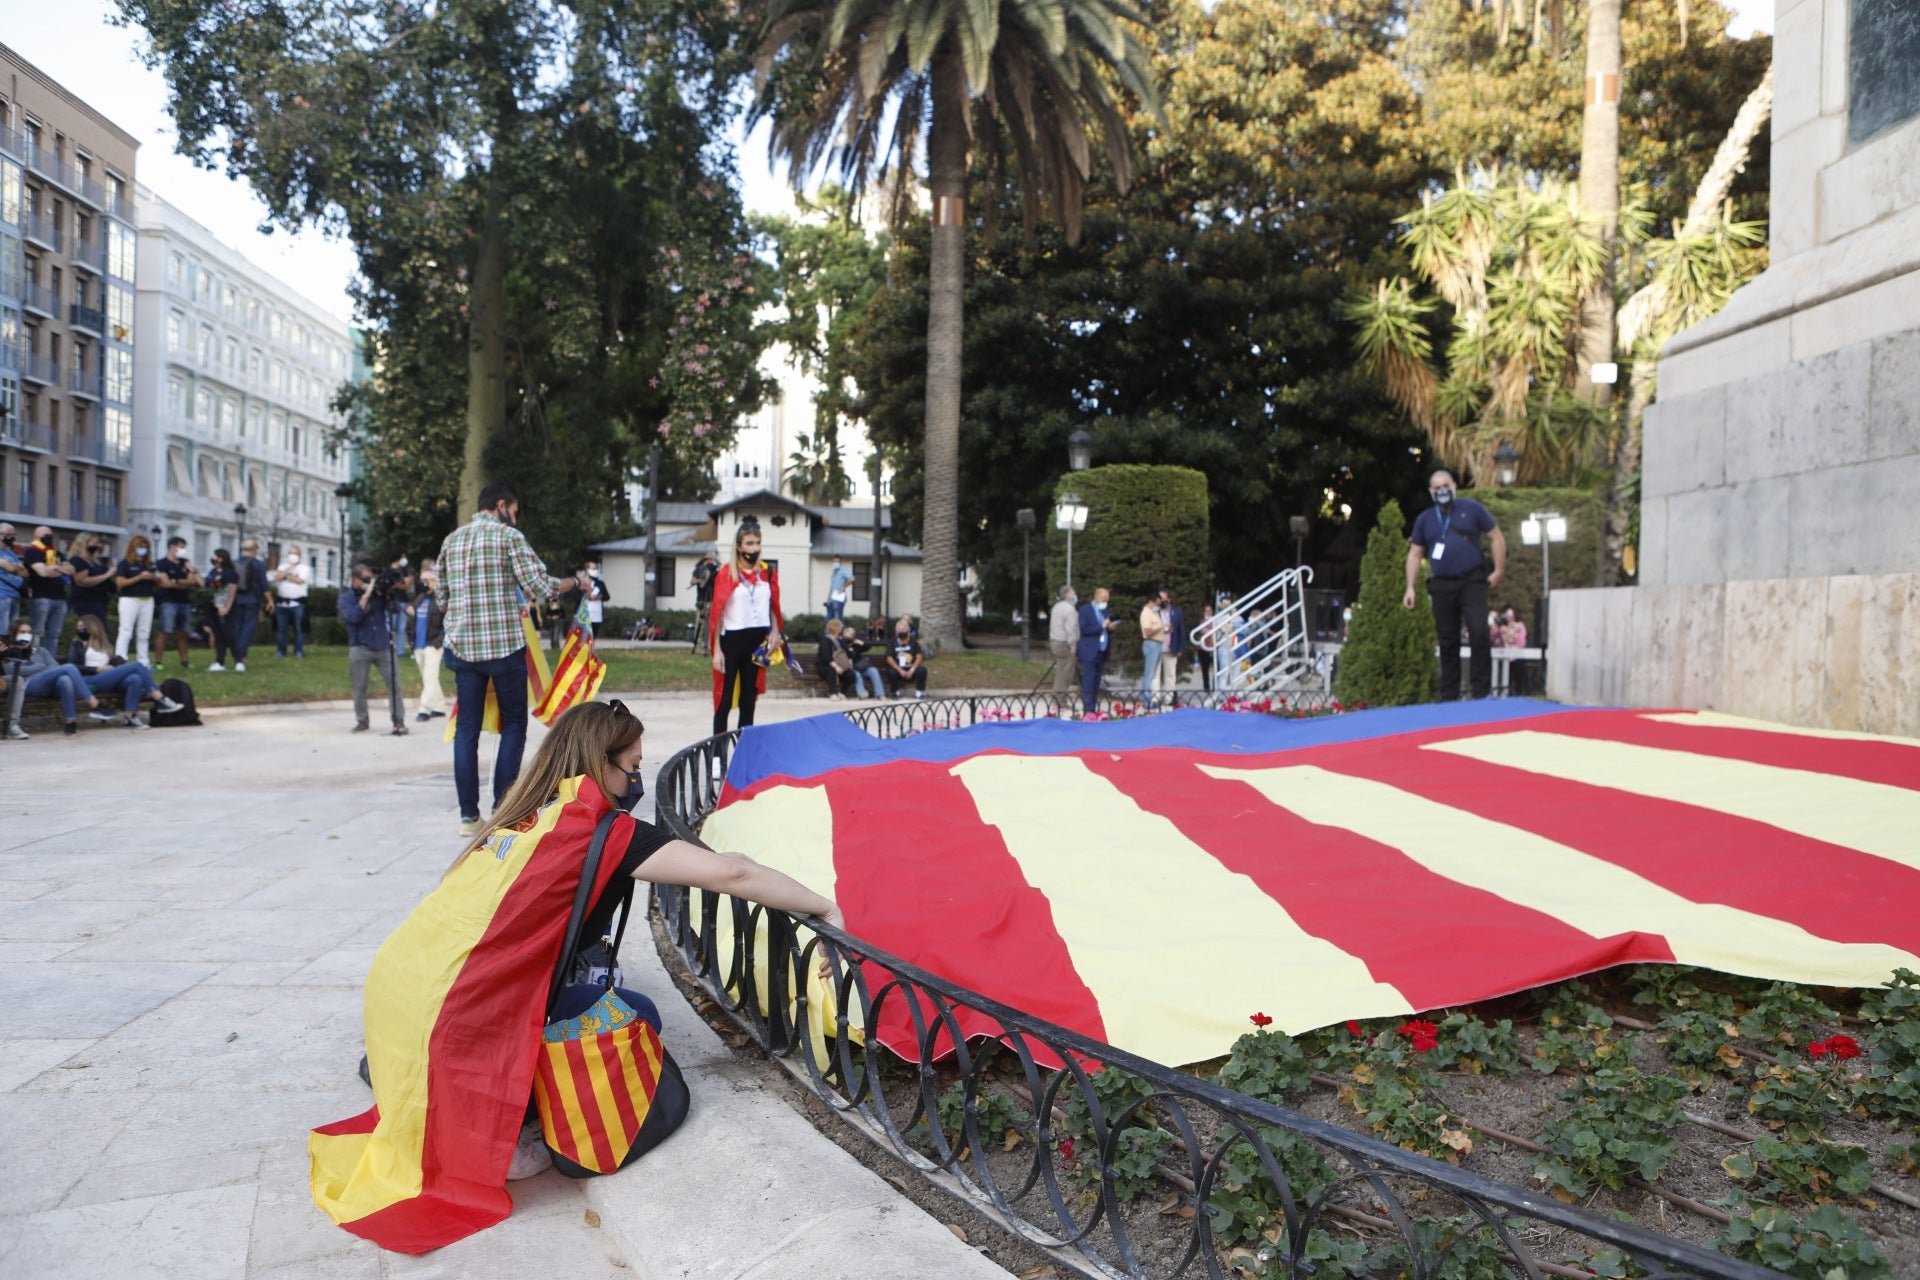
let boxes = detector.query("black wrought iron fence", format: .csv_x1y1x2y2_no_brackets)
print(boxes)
651,700,1766,1280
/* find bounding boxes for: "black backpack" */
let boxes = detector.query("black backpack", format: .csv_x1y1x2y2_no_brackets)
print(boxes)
151,678,201,727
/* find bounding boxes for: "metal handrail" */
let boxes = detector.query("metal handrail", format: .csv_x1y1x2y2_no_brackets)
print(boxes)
650,695,1765,1280
1190,568,1317,694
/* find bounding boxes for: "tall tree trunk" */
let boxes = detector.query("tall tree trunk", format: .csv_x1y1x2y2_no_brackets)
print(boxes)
1575,0,1622,408
460,173,508,517
920,43,969,654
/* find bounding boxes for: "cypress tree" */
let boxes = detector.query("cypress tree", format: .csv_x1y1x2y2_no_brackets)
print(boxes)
1333,500,1438,708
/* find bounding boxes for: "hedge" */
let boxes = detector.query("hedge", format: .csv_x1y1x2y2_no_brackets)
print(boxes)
1333,499,1437,708
1470,485,1607,641
1043,464,1209,679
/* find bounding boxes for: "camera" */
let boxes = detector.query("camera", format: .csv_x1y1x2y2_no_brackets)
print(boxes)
370,566,406,601
1,636,33,663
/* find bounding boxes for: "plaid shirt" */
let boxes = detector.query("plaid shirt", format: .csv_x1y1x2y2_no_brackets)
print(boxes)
434,512,563,663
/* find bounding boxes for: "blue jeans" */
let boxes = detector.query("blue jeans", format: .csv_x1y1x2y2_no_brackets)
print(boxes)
825,597,846,623
854,664,884,698
1140,640,1163,695
229,599,260,661
446,647,531,821
25,663,90,720
87,662,158,713
0,596,17,638
275,602,306,656
30,598,67,655
156,600,193,635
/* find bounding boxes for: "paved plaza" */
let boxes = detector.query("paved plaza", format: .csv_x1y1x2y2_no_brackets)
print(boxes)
0,693,1007,1279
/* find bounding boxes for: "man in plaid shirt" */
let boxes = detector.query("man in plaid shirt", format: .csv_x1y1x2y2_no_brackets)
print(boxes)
436,481,579,835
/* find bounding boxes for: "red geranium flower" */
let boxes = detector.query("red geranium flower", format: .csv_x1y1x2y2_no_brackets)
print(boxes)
1397,1019,1440,1053
1346,1019,1364,1037
1809,1035,1862,1061
1249,1012,1273,1028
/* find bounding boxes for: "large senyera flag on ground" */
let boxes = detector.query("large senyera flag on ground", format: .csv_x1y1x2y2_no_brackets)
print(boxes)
701,701,1920,1069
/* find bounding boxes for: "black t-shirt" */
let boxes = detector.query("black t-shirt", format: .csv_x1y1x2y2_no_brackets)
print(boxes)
70,556,117,607
24,544,67,599
890,638,923,670
579,816,675,947
155,557,194,605
114,557,156,599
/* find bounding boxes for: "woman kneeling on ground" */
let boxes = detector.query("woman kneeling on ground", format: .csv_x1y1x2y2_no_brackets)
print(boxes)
309,698,841,1254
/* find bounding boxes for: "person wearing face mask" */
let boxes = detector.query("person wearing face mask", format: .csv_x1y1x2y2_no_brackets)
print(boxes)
24,527,73,654
435,482,579,836
227,539,270,672
708,517,784,736
111,536,158,663
312,700,841,1244
69,538,119,635
153,537,202,672
272,546,313,658
1403,468,1506,701
3,620,108,736
1047,585,1080,698
341,560,409,736
883,618,928,699
0,524,25,640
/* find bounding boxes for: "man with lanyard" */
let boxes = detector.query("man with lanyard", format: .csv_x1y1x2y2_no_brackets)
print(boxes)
435,482,579,836
1403,469,1506,701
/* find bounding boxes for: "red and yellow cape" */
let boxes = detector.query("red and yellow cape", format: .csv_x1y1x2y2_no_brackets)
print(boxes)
709,561,783,710
310,775,635,1253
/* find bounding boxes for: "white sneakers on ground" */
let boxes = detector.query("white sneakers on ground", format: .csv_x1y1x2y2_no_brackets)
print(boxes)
235,662,247,673
155,696,184,713
206,663,226,673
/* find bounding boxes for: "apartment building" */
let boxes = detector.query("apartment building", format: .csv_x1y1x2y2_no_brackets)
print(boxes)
130,190,354,584
0,44,139,542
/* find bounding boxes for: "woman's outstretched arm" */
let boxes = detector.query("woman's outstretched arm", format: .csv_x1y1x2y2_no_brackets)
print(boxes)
637,840,843,933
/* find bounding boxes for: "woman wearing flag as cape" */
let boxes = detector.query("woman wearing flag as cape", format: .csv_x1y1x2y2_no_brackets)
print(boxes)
709,517,785,736
310,699,840,1254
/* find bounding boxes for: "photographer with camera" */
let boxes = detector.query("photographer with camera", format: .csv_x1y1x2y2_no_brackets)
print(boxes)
376,551,415,658
2,617,109,737
340,559,408,736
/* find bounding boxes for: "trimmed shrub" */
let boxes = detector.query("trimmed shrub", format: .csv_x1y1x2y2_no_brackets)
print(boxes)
1333,499,1437,707
1043,465,1209,678
1469,485,1606,636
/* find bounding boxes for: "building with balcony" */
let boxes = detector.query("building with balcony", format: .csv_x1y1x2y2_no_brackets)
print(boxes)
0,43,138,543
129,190,354,584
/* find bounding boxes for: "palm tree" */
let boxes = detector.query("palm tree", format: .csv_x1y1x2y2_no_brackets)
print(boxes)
1574,0,1623,407
749,0,1159,653
785,431,856,506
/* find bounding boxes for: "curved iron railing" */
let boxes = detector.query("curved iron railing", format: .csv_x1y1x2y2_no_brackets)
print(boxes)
651,698,1767,1280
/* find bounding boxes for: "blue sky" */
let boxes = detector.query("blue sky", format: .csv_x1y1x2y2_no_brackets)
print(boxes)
0,0,1774,325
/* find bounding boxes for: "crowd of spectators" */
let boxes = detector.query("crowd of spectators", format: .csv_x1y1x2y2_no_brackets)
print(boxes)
814,613,928,701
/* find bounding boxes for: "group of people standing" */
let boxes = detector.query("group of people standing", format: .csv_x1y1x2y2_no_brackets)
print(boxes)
1045,585,1199,715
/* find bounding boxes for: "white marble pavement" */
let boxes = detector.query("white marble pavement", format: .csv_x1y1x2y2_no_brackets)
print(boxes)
0,694,1008,1279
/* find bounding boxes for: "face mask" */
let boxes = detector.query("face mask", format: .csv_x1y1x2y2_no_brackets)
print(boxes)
1431,487,1454,506
397,557,408,569
135,548,148,558
616,770,645,811
741,549,760,566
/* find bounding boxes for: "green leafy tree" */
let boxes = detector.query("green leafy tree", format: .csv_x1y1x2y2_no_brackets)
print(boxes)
120,0,757,519
1333,500,1437,707
747,0,1162,653
784,431,855,505
844,0,1436,607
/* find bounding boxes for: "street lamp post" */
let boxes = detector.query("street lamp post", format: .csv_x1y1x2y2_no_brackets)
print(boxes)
1288,515,1309,569
1066,429,1093,475
1520,509,1568,648
1056,494,1089,589
234,503,248,549
333,483,352,586
1015,508,1035,662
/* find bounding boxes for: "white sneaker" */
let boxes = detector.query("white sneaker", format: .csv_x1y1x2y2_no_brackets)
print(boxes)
88,709,118,722
507,1120,552,1180
124,715,149,729
235,662,247,673
155,696,184,713
207,663,226,673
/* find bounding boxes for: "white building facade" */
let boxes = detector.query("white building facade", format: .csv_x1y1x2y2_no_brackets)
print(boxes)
128,189,353,582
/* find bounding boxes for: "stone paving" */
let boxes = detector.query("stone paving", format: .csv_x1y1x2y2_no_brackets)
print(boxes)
0,691,1007,1280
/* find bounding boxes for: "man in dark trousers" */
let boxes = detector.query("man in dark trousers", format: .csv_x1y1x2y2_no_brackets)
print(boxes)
1403,469,1506,700
1075,586,1116,716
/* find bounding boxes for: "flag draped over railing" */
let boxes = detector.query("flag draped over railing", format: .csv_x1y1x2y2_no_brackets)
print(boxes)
443,607,551,741
534,597,607,725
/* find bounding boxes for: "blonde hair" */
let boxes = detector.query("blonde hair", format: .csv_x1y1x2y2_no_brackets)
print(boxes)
732,521,763,576
446,701,644,874
76,614,111,650
825,618,844,637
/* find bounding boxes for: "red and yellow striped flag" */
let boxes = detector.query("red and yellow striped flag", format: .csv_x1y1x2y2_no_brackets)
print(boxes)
444,608,552,740
533,598,606,726
531,1006,668,1173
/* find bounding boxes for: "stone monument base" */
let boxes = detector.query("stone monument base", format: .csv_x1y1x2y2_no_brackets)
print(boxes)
1545,571,1920,736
